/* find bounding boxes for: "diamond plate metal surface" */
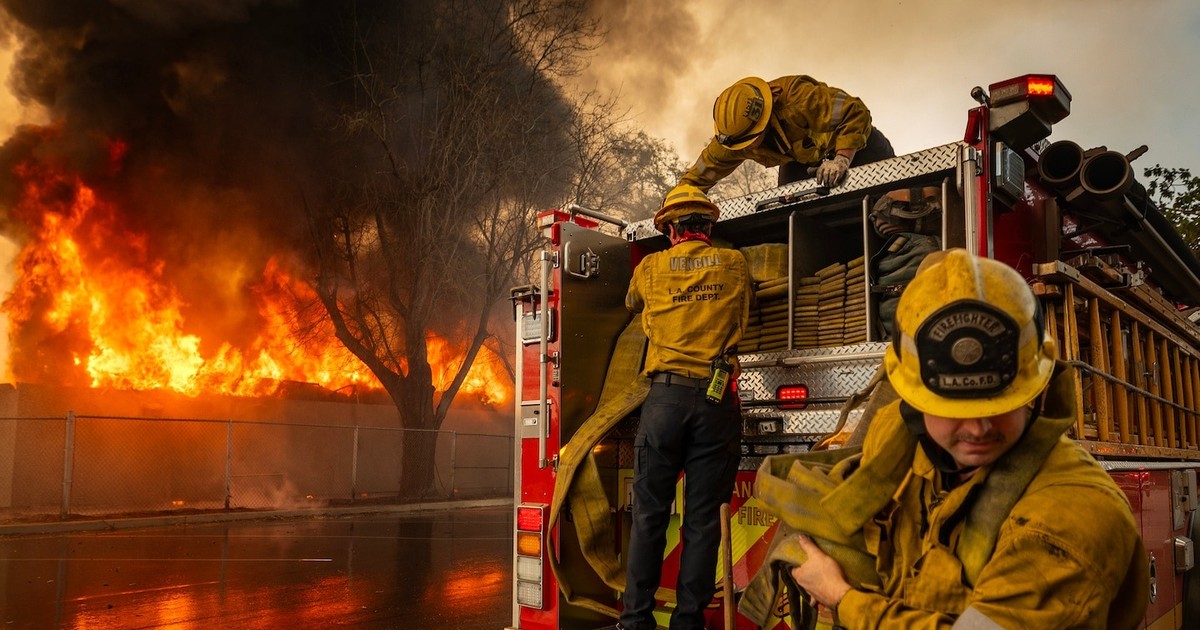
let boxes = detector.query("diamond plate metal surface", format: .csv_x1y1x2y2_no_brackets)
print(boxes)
737,342,887,436
744,408,867,437
624,142,964,241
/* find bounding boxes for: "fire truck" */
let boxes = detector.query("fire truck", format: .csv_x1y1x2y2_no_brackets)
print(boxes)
507,75,1200,629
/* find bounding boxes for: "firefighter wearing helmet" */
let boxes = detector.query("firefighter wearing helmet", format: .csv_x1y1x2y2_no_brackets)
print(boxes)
617,185,751,630
781,249,1149,629
679,75,895,192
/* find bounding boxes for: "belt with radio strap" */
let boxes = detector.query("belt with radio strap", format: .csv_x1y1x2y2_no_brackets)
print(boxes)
650,372,705,388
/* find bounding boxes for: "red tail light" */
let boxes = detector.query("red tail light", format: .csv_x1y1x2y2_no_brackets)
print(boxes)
964,108,984,144
517,505,544,532
776,384,808,410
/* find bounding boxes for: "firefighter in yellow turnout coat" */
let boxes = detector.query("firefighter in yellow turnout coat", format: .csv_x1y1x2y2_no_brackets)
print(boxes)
616,185,751,630
680,75,894,191
786,249,1148,629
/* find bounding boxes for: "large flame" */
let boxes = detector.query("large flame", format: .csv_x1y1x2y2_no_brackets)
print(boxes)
2,152,511,406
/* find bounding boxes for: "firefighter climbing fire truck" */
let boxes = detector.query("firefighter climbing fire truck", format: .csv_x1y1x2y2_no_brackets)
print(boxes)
507,75,1200,629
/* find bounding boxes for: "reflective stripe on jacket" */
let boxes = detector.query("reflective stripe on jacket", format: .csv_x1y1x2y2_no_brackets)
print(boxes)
626,239,751,379
681,75,874,191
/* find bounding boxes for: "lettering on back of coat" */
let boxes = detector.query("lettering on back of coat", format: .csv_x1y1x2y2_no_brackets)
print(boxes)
670,282,725,303
669,254,722,271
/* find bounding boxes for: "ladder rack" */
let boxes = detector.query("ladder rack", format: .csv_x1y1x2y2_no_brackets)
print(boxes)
1034,257,1200,460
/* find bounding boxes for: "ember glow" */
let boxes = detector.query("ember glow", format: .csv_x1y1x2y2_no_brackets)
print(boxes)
1,152,510,405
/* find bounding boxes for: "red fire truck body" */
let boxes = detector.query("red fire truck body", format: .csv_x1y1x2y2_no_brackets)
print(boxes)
507,75,1200,629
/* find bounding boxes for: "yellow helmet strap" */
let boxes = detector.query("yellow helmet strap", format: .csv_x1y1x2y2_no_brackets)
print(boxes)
898,401,975,473
901,300,1022,399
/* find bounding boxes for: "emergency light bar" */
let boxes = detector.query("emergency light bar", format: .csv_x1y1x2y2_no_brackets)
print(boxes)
985,74,1072,151
990,75,1055,104
988,74,1071,122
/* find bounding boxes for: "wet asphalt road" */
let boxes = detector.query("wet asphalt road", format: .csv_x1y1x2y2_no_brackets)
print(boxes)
0,506,513,629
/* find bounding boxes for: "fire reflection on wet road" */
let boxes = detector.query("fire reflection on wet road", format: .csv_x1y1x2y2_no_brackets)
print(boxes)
0,506,513,629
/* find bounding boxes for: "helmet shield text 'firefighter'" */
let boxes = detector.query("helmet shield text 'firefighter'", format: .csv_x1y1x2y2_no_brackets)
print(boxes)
912,300,1019,398
883,248,1056,418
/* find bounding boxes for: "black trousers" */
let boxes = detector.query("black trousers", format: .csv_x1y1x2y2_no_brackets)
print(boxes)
777,127,897,186
619,380,742,630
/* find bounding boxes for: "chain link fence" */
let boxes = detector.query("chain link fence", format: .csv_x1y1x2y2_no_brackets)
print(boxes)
0,413,513,522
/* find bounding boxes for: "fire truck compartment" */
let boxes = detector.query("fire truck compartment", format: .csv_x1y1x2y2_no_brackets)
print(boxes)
622,144,968,459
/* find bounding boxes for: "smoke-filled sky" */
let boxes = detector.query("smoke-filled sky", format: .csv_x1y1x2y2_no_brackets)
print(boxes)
577,0,1200,176
3,1,1199,193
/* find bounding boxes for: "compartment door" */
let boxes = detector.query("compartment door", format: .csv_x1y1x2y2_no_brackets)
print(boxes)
557,222,635,440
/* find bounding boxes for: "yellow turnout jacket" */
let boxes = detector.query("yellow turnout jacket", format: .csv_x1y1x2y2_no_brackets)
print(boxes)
681,75,874,192
626,239,751,378
743,363,1149,629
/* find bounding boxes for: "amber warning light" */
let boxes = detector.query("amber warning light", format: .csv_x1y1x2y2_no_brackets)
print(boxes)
1026,77,1056,96
982,74,1071,151
987,74,1072,127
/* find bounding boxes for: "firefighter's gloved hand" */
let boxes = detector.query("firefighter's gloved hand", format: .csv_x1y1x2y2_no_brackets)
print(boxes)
815,154,851,187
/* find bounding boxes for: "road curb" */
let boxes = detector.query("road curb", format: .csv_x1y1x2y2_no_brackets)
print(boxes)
0,497,513,536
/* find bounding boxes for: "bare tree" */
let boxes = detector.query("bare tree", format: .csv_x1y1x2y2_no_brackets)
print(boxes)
709,160,777,202
307,0,601,497
565,91,687,222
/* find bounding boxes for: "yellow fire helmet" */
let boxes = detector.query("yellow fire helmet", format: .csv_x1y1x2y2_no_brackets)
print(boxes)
654,184,720,233
883,248,1057,418
713,76,772,150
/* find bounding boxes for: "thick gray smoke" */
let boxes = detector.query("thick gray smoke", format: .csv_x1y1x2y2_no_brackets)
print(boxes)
0,0,338,249
0,1,371,383
577,0,697,121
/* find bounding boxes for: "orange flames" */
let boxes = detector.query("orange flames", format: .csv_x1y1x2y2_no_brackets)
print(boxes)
2,153,511,406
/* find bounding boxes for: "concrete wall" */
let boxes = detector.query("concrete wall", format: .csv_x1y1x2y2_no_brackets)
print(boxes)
0,383,512,515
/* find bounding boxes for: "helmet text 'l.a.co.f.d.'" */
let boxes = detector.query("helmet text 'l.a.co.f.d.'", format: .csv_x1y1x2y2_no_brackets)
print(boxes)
916,300,1020,397
883,248,1056,418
